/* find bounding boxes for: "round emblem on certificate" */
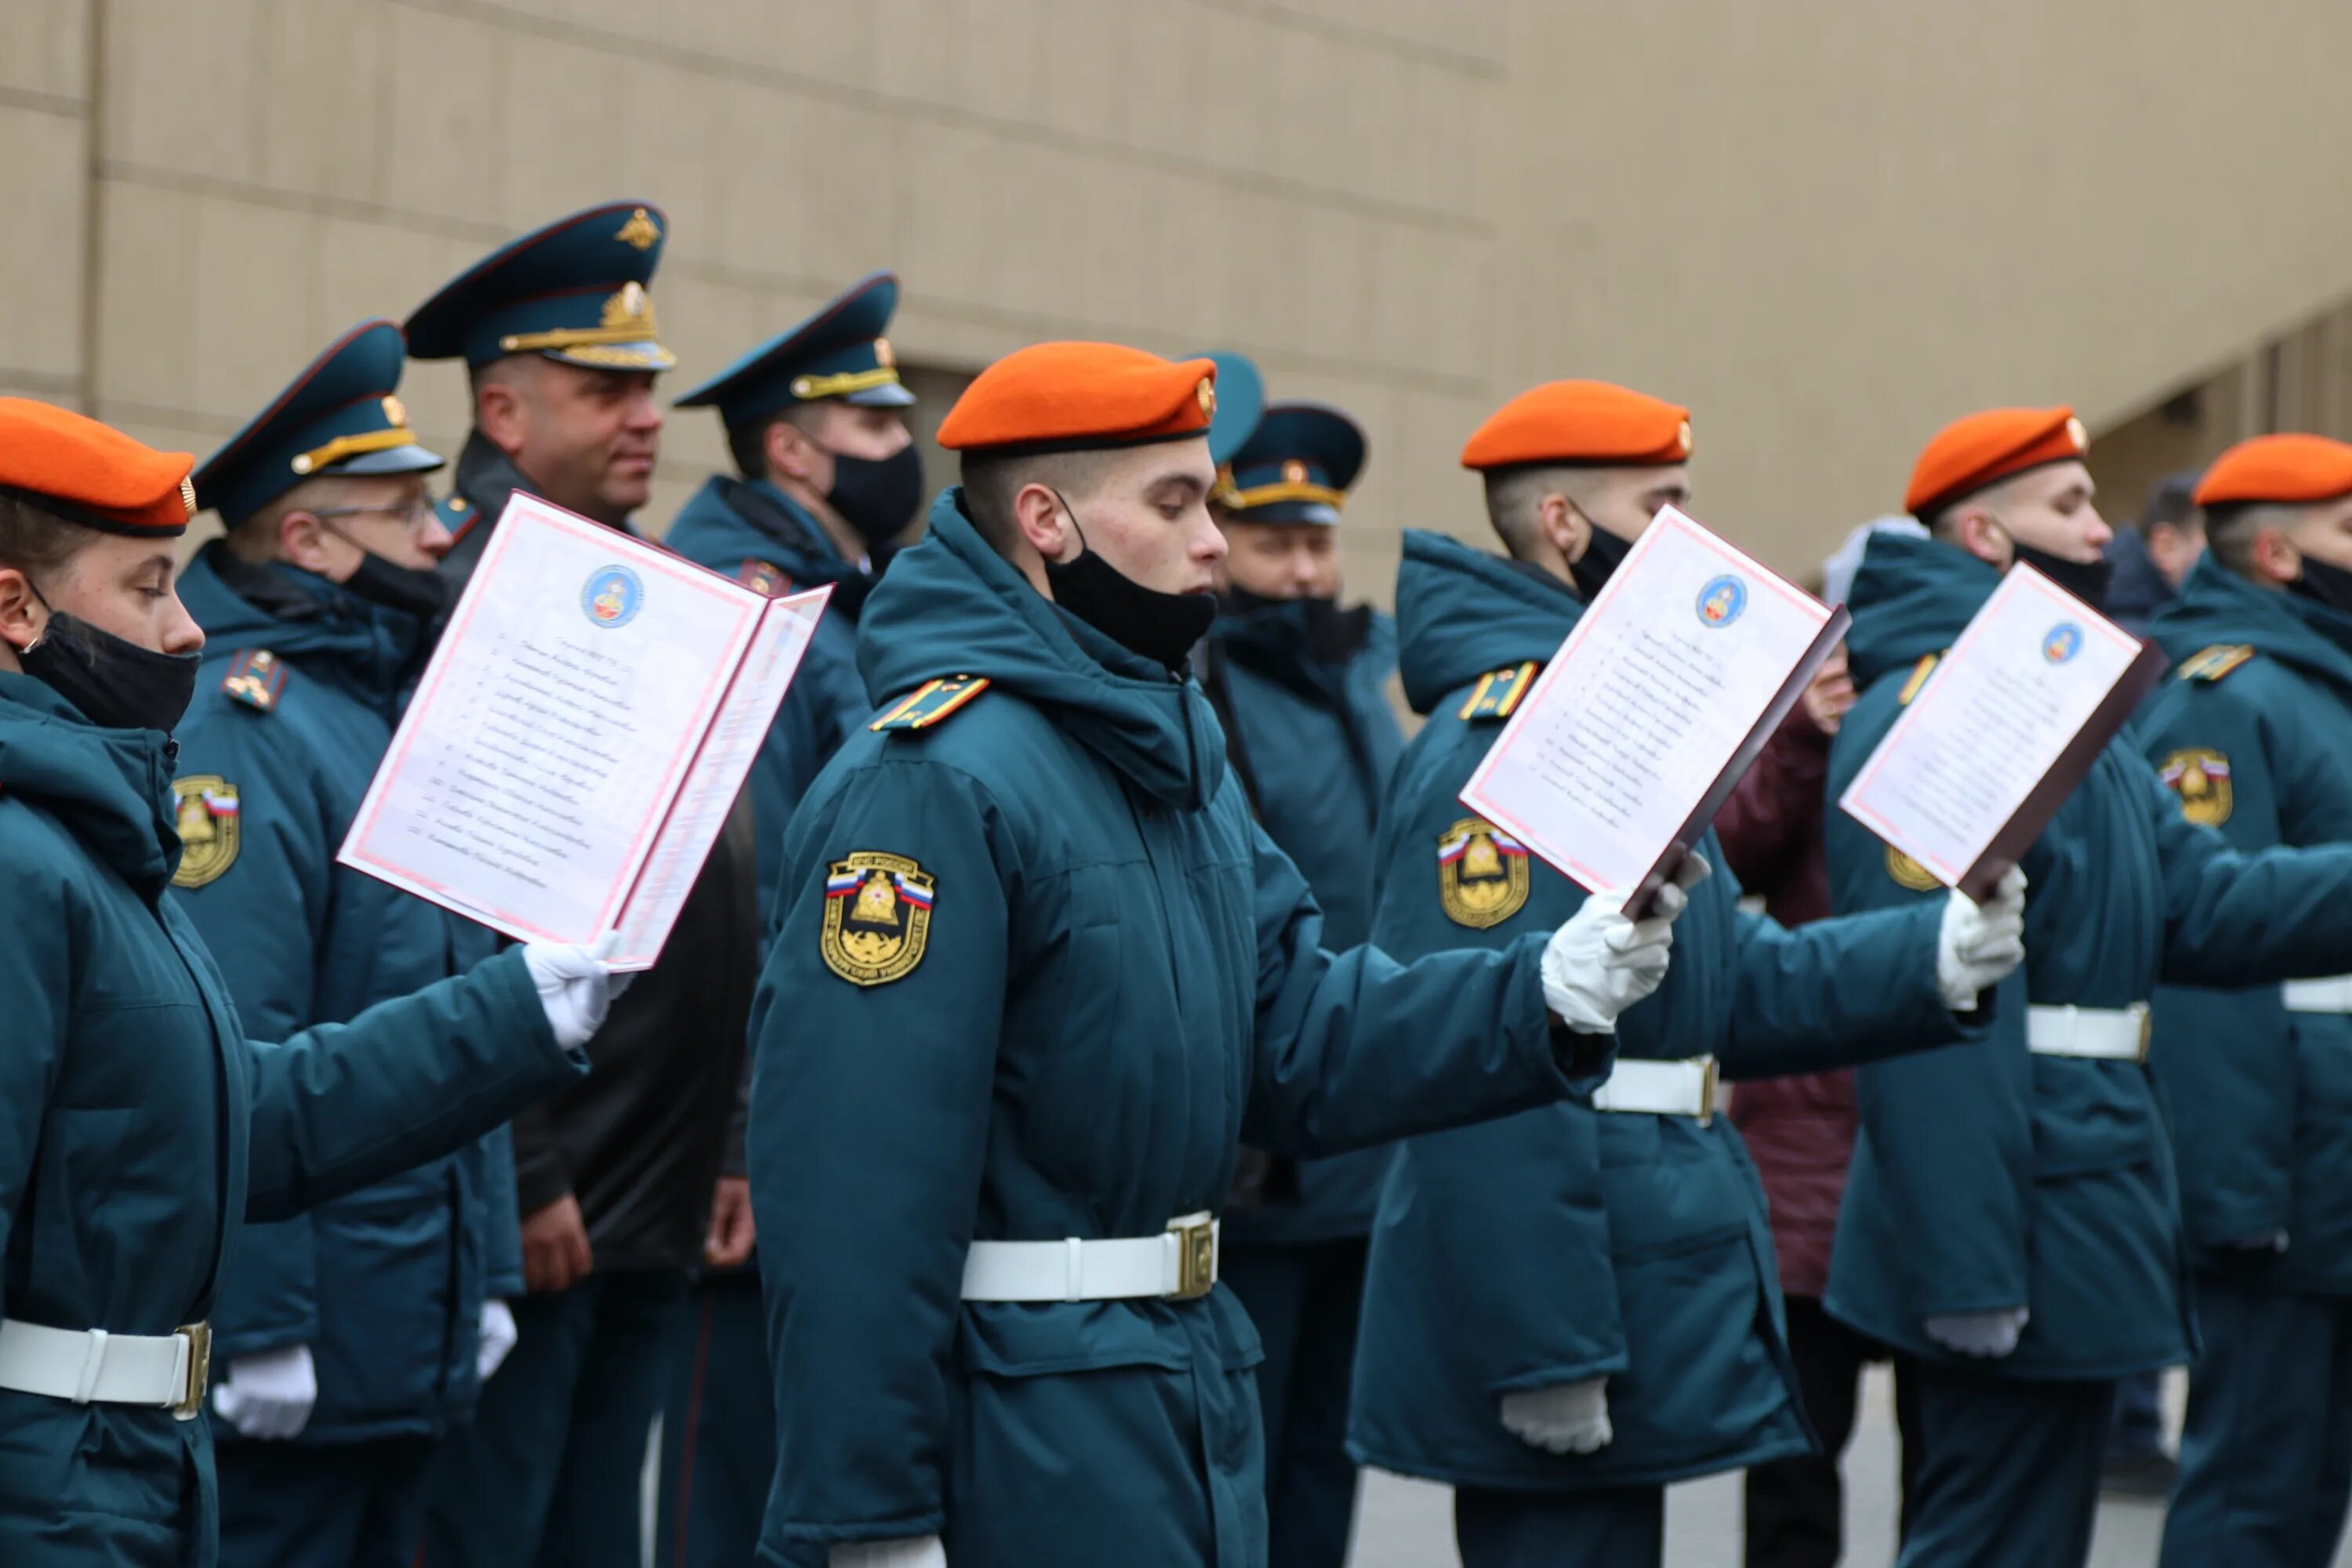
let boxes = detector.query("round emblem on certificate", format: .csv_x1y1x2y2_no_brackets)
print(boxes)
583,564,644,629
1695,574,1748,628
2042,622,2083,663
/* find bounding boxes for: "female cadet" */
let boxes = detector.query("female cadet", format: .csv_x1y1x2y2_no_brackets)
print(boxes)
0,398,619,1567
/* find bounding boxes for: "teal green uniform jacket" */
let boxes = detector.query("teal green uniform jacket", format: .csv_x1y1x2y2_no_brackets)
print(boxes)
0,671,582,1568
662,476,875,932
1348,532,1973,1493
2142,557,2352,1292
1821,531,2352,1378
172,546,523,1443
749,494,1611,1568
1207,601,1406,1245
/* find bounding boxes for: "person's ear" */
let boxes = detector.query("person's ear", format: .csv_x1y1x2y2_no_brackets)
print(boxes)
477,377,528,459
276,509,335,574
1540,492,1592,563
764,419,818,484
0,567,43,652
2249,525,2301,586
1013,483,1076,562
1955,507,2013,570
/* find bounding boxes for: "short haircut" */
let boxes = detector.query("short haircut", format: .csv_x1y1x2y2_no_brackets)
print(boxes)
2138,471,2201,537
959,447,1120,550
2201,499,2295,575
223,474,368,557
724,401,829,482
0,490,100,578
1481,464,1596,559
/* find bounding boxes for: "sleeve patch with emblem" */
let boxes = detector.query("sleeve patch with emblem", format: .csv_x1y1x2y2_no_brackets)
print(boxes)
1884,844,1941,891
819,852,935,985
170,775,241,888
1437,817,1530,927
2158,747,2233,826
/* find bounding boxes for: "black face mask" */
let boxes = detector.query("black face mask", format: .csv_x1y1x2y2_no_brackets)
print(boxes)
1042,491,1218,672
1570,522,1635,601
2012,543,2114,612
826,443,926,553
2292,555,2352,615
1221,586,1364,662
328,532,450,622
20,602,200,735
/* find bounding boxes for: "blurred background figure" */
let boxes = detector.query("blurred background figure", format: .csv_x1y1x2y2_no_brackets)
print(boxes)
2102,471,2207,642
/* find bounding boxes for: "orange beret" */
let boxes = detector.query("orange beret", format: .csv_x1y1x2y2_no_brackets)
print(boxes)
0,398,194,537
1904,405,2089,517
1460,380,1691,471
2193,434,2352,508
937,342,1218,455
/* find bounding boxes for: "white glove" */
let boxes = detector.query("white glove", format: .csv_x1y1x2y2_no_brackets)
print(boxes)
1924,1308,2029,1358
829,1538,947,1568
1541,858,1705,1033
522,932,627,1051
212,1344,318,1439
477,1298,518,1382
1500,1378,1613,1454
1935,866,2027,1010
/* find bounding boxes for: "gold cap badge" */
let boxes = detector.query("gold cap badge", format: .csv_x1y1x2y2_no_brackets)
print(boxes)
2065,415,2088,453
1677,419,1694,458
1196,377,1216,417
615,207,661,251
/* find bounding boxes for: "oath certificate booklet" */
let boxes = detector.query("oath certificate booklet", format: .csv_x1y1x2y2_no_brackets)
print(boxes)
1839,563,2165,901
339,493,830,969
1459,505,1848,916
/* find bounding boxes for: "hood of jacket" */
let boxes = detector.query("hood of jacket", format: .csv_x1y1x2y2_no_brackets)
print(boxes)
1843,528,2004,689
179,543,426,706
1394,528,1581,716
2151,552,2352,699
2100,526,2176,639
855,488,1228,810
0,669,180,892
666,475,875,616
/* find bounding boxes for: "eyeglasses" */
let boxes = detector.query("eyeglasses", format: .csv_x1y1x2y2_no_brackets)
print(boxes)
308,498,439,532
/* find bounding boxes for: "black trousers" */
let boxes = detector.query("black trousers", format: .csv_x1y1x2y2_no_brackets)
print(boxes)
1744,1296,1921,1568
1220,1236,1369,1568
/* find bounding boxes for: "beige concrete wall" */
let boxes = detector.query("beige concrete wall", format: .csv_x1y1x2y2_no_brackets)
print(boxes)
9,0,2352,593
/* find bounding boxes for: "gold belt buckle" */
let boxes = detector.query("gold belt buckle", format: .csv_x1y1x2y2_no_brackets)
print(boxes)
172,1323,212,1421
1697,1057,1720,1127
1168,1214,1218,1300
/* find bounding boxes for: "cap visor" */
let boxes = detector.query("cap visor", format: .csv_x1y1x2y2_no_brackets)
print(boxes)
334,445,448,478
543,343,677,372
845,382,917,408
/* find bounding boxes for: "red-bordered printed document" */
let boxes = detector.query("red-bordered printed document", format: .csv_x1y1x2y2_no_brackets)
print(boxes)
338,492,830,969
1840,562,2163,902
1459,505,1847,916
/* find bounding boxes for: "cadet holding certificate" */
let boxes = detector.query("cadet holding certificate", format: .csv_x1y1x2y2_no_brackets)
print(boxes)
1822,406,2352,1568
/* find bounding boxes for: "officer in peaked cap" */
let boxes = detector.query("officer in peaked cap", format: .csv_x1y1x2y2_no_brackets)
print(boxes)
655,274,923,1568
172,321,525,1568
1195,391,1403,1568
407,206,764,1568
403,198,675,585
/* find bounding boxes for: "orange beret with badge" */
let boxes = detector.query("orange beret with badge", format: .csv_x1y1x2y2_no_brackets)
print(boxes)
936,342,1218,456
1460,380,1692,472
1904,405,2089,517
0,398,197,537
2193,434,2352,508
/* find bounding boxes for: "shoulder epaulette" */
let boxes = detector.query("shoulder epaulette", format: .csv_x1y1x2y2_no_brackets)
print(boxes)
220,648,288,714
870,674,990,733
735,558,793,598
2176,644,2256,684
434,494,477,541
1896,653,1940,706
1458,661,1539,722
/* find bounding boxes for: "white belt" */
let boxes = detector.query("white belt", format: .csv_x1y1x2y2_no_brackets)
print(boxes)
0,1319,212,1420
960,1212,1219,1302
1590,1056,1718,1122
2285,975,2352,1014
2026,1004,2150,1063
